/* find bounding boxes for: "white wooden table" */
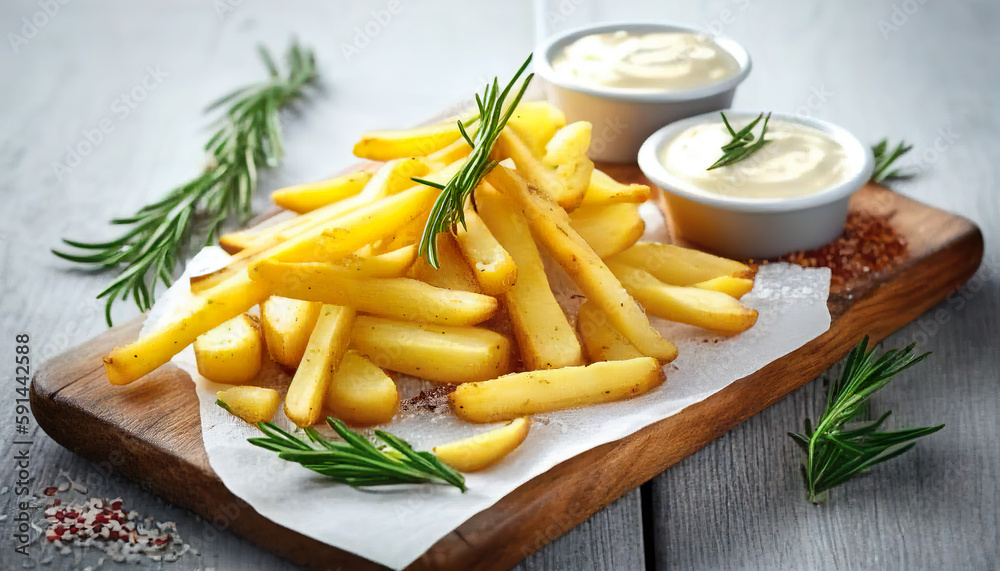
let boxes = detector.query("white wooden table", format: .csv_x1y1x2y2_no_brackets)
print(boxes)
1,1,996,569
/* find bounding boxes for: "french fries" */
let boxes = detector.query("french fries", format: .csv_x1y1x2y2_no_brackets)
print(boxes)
611,242,752,286
452,205,517,295
250,260,498,326
506,101,566,157
486,166,678,363
285,305,355,427
476,184,584,370
335,245,418,278
325,349,399,426
406,233,484,294
433,417,531,472
580,169,651,206
569,203,645,259
606,260,758,335
543,121,594,207
216,386,281,424
493,129,587,211
576,300,644,362
259,296,322,369
451,358,665,422
350,316,514,384
353,118,470,160
271,169,372,214
193,313,264,384
693,276,755,299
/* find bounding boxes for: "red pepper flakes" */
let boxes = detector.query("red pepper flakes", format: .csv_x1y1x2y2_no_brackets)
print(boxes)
773,211,907,291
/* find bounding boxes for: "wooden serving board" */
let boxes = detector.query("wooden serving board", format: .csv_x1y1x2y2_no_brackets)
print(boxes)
31,173,983,570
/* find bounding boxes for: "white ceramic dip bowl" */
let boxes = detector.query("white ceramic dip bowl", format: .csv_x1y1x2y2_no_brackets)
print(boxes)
638,110,874,259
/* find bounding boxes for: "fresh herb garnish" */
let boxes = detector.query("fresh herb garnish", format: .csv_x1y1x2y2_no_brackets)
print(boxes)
412,55,534,268
871,138,914,183
707,111,772,170
789,336,943,503
249,417,467,491
53,41,318,325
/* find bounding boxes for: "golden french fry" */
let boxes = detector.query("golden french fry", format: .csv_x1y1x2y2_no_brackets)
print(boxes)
250,259,498,326
193,313,264,384
486,166,678,362
216,386,281,424
433,417,531,472
611,242,752,286
107,185,438,386
259,296,322,369
569,203,645,259
576,300,644,362
580,169,651,206
335,245,418,278
506,100,566,157
271,169,372,213
693,276,755,299
606,260,758,334
476,183,584,370
452,205,517,295
451,357,665,422
325,349,399,426
353,114,475,160
544,121,594,206
350,315,514,384
425,137,472,170
285,305,355,427
493,129,585,211
406,233,484,294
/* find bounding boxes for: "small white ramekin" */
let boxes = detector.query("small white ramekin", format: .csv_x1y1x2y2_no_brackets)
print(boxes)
535,22,752,163
638,111,875,259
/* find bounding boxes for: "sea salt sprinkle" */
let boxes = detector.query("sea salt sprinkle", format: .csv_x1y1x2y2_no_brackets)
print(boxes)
39,477,192,566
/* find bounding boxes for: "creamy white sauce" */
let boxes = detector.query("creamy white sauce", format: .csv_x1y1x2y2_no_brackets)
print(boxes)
661,118,852,199
550,30,740,91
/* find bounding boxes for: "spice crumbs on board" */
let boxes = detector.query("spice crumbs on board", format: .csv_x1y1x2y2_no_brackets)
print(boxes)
771,211,907,290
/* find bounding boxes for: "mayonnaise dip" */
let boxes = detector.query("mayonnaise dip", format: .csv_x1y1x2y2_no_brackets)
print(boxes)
550,30,740,91
660,118,852,199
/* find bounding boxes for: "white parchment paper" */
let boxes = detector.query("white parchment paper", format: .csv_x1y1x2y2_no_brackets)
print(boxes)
143,204,832,570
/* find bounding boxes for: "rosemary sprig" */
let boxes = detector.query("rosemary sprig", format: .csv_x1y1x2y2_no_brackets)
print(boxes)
789,336,943,503
53,41,318,325
707,112,771,170
249,417,467,491
871,138,914,183
412,55,534,268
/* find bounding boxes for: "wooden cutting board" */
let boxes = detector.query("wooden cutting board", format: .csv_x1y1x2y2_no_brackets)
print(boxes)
31,172,983,570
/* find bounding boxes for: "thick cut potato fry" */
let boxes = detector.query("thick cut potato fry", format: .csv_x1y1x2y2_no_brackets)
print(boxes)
607,260,758,334
425,137,472,170
216,386,280,424
576,300,644,362
506,101,566,157
251,260,497,326
350,315,514,384
493,129,585,211
569,203,645,259
325,349,399,426
476,184,584,370
407,233,483,294
544,122,594,206
259,296,322,369
580,169,651,206
611,242,752,286
285,305,355,427
106,186,437,385
486,166,678,362
334,245,418,278
353,118,470,160
693,276,755,299
452,205,517,295
433,417,530,472
271,169,372,214
194,313,264,384
451,357,665,422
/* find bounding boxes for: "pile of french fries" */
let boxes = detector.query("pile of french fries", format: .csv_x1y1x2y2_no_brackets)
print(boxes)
104,102,758,472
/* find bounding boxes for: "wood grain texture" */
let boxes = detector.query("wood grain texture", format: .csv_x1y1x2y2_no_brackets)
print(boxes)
4,1,998,570
30,181,983,570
